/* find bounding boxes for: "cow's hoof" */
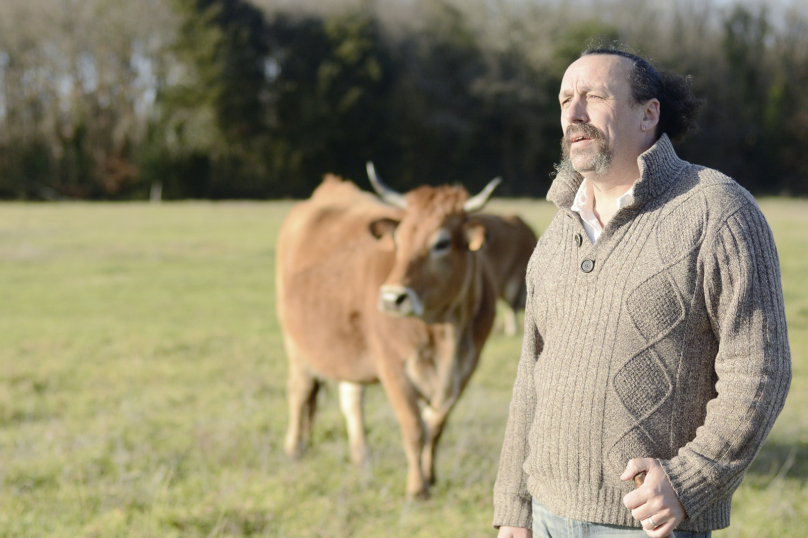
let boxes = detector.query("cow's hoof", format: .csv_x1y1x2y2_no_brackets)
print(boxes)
284,440,305,460
407,488,430,501
349,447,370,466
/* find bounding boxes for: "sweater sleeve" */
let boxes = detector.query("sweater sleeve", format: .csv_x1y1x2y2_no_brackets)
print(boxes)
659,201,791,521
492,250,544,529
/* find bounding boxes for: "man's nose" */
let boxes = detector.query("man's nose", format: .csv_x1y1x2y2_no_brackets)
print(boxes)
565,96,588,124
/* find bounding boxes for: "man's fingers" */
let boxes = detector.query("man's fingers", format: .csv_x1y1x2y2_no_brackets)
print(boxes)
620,457,653,481
638,508,670,528
622,458,684,536
632,503,668,523
644,519,676,538
496,526,532,538
623,480,648,510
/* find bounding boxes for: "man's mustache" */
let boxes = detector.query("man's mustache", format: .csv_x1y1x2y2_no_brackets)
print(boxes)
561,123,607,155
565,123,605,142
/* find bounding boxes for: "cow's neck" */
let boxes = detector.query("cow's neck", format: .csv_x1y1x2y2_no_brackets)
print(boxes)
436,250,484,333
409,252,485,411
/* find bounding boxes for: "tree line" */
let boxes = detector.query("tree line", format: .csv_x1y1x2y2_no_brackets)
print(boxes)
0,0,807,200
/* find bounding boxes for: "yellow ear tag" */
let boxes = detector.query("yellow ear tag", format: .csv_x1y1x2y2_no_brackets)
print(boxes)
468,229,485,251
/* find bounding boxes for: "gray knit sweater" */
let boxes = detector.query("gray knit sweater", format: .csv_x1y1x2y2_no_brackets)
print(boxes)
492,135,791,532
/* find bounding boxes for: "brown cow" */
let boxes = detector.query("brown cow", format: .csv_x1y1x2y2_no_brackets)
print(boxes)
276,168,500,499
475,214,537,336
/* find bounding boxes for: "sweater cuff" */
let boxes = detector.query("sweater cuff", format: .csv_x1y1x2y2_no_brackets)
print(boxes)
658,457,723,522
492,494,532,530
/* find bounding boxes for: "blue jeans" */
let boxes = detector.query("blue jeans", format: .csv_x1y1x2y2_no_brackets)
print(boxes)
532,498,711,538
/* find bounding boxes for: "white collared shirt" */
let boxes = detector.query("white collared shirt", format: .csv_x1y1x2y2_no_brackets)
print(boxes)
570,178,635,243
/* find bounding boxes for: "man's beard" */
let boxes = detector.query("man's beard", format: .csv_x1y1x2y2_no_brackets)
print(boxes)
556,124,612,177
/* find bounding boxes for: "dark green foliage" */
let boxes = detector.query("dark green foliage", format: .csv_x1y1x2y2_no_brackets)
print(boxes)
266,8,395,196
142,0,276,199
669,5,808,195
2,1,808,199
384,1,489,191
719,6,780,192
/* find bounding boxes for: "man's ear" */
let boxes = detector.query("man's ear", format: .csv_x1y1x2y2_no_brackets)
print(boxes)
369,218,400,240
642,98,661,131
463,221,487,252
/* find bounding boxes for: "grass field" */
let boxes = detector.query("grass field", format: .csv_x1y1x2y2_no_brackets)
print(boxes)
0,198,805,538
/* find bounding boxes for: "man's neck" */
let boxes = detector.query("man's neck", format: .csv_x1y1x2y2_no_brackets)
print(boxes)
583,171,637,228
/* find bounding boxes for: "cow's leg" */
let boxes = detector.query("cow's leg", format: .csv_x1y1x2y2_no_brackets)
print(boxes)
377,366,428,499
284,356,319,460
421,404,452,485
503,279,524,337
339,381,369,465
303,378,321,445
503,307,517,337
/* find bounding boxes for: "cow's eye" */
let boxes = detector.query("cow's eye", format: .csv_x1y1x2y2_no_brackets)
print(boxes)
433,238,451,252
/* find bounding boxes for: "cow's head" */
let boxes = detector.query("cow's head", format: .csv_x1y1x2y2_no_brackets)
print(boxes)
366,162,500,324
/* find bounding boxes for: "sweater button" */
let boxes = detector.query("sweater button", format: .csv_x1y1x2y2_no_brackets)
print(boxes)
574,233,583,247
581,259,595,273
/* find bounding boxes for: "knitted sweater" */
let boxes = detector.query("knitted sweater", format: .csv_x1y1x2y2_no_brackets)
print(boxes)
492,135,791,532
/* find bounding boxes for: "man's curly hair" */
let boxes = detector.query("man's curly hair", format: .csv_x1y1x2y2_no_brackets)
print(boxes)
581,42,703,144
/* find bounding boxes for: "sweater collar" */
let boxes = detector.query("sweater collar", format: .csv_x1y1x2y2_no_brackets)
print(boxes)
546,134,687,210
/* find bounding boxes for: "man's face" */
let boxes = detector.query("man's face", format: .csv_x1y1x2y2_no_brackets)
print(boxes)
558,54,645,177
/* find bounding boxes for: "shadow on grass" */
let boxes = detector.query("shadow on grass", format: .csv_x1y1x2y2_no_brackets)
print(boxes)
746,438,808,484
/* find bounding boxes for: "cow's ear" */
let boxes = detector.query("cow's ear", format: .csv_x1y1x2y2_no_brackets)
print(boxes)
463,221,487,252
369,218,400,239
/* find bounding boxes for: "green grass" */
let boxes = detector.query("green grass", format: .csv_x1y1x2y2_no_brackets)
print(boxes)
0,198,804,537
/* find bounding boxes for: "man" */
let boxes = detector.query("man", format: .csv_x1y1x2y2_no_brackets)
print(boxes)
492,45,791,538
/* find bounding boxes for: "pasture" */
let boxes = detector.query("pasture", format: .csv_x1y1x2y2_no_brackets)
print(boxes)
0,198,805,537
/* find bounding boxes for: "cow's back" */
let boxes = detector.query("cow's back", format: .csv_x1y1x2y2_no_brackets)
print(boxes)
477,214,537,309
276,177,405,382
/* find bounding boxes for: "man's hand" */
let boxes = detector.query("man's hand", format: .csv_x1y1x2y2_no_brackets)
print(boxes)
496,525,532,538
621,458,686,538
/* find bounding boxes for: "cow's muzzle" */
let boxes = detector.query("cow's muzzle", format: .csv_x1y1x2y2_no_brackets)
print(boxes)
378,285,423,318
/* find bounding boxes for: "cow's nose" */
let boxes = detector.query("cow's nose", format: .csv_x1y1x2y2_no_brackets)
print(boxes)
378,285,422,317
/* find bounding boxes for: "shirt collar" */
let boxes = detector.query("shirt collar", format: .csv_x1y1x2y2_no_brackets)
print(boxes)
571,179,636,243
570,178,636,215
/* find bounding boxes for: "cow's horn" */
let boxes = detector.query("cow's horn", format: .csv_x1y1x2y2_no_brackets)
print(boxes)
463,177,502,212
366,162,407,208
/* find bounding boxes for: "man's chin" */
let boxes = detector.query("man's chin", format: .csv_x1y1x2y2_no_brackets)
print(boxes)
570,157,596,174
554,152,610,178
570,151,611,175
570,148,593,166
